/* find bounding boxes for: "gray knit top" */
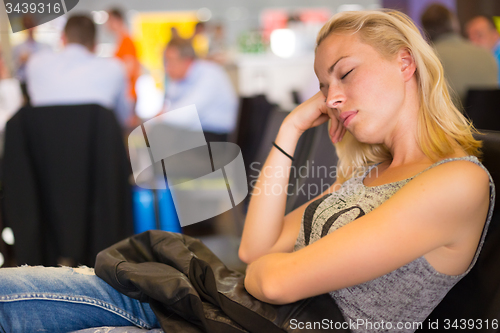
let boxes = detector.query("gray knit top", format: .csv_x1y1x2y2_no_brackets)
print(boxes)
294,156,495,333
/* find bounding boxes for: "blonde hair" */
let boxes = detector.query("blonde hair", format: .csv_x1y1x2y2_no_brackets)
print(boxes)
316,10,482,183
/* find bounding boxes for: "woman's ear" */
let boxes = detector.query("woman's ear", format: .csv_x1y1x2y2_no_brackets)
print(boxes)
399,48,416,81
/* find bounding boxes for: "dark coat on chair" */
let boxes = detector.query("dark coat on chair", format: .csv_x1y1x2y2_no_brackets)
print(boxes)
1,104,134,266
95,230,349,333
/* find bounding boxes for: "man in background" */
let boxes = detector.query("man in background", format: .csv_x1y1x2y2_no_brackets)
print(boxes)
421,4,498,106
12,15,51,105
163,37,238,142
106,8,141,104
466,15,500,83
26,15,132,127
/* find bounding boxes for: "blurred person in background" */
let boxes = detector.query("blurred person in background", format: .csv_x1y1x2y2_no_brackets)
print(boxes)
191,22,209,58
421,4,498,106
106,7,141,104
12,15,51,105
466,15,500,83
163,27,181,91
163,37,238,142
26,15,132,127
0,49,23,133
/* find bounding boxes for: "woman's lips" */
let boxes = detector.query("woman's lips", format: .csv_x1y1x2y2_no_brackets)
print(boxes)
340,111,358,127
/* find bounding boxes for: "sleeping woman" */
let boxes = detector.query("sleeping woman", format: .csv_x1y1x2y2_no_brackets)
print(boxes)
0,9,495,333
240,9,494,331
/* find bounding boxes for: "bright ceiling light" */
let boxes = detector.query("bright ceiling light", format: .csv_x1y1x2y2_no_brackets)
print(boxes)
92,11,109,25
197,8,212,22
270,29,296,58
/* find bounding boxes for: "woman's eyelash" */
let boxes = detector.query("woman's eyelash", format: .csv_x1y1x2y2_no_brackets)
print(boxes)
341,68,354,80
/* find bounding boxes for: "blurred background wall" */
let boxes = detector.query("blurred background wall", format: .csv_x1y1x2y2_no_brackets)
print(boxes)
2,0,500,120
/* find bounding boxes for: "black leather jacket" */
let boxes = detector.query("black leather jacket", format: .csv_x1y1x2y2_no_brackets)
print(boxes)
95,231,348,333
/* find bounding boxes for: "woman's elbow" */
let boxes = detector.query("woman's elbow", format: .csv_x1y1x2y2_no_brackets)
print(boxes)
238,240,266,264
238,246,256,265
244,267,293,304
254,274,294,304
261,281,285,304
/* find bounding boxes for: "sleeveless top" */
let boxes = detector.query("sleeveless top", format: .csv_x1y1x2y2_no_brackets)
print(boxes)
293,156,496,333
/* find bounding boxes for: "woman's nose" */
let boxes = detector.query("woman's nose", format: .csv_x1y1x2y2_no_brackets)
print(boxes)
326,88,345,109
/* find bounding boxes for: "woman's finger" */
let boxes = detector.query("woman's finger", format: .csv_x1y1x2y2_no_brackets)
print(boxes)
327,110,336,138
332,116,345,143
311,114,330,128
329,119,336,141
339,126,347,143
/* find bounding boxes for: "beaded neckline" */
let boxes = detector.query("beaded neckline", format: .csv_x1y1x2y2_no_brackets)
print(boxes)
361,156,479,189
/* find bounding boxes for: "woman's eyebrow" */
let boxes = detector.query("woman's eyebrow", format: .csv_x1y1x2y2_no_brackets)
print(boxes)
327,55,349,75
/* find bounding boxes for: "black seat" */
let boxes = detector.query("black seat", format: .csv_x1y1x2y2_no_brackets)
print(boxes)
1,104,134,267
418,129,500,331
288,123,338,211
234,95,276,175
464,89,500,131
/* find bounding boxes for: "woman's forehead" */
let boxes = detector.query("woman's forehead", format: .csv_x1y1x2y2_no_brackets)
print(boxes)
314,33,370,70
316,33,369,60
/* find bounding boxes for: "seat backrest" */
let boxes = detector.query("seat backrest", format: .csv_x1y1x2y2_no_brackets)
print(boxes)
464,89,500,131
234,95,276,174
418,130,500,331
288,123,338,211
249,107,289,183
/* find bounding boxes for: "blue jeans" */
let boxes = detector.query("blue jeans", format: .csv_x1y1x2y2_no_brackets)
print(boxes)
0,266,161,332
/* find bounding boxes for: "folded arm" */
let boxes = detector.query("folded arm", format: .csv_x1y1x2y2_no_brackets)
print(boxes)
244,160,490,304
239,92,342,264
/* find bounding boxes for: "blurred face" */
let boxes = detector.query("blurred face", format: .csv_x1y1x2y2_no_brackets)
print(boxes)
105,15,121,34
164,47,193,80
467,17,499,50
314,33,414,144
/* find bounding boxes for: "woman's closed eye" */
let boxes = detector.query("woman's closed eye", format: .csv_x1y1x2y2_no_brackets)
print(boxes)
341,68,354,80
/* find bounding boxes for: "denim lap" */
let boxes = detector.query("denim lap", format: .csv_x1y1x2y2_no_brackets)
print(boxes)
0,266,160,333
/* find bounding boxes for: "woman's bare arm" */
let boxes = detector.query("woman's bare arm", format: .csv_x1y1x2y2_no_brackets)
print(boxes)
238,121,302,264
244,160,490,304
239,92,344,264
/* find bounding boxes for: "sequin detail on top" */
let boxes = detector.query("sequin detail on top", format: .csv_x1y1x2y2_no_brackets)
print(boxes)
293,156,495,333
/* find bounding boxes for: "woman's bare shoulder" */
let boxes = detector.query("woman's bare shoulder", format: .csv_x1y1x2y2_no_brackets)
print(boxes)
418,157,490,193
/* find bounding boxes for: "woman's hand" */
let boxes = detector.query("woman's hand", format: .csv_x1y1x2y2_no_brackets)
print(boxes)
284,91,346,143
